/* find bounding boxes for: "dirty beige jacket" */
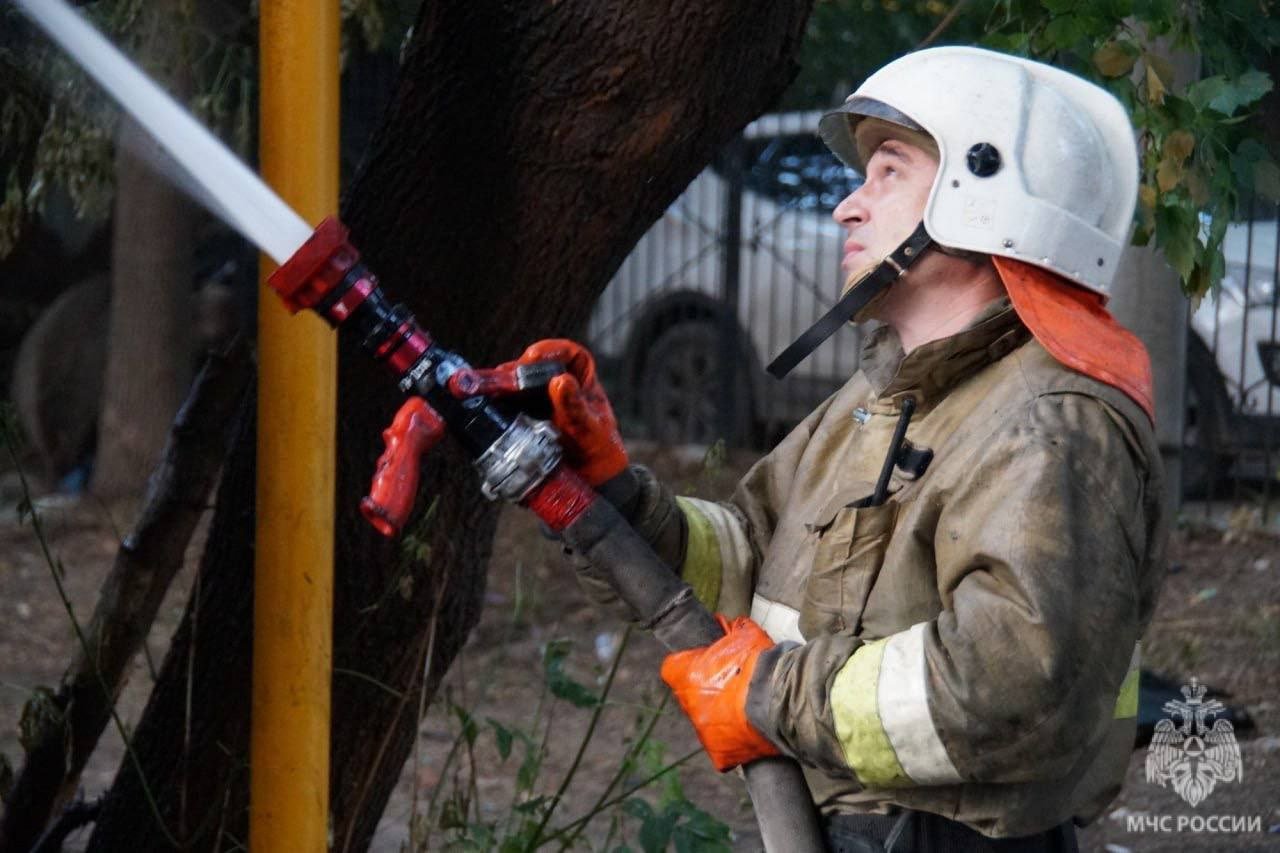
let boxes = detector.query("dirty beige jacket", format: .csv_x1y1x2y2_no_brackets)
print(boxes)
672,300,1166,838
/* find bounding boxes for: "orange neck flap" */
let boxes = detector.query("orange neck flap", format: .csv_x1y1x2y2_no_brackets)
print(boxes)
993,256,1155,425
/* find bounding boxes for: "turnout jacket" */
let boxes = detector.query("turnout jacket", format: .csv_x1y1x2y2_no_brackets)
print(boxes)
663,300,1166,838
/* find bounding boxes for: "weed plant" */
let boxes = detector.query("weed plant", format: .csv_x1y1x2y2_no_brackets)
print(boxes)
403,625,733,852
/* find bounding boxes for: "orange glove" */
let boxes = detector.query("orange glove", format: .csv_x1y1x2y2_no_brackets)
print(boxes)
660,615,781,772
449,339,628,486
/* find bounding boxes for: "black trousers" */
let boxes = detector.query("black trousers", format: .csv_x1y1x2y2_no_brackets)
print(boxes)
824,811,1079,853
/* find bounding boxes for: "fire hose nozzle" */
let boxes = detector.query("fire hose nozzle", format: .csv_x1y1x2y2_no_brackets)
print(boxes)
267,216,361,314
360,397,446,537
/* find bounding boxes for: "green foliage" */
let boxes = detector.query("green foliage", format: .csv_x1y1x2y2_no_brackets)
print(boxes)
0,0,255,257
0,2,135,256
783,0,988,109
410,633,731,852
787,0,1279,298
616,741,732,853
983,0,1278,296
0,0,415,259
542,637,602,709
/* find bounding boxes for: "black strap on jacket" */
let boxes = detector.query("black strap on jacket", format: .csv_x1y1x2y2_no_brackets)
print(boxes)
767,222,934,379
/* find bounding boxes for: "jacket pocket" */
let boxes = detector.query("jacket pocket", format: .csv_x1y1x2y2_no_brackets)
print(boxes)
799,484,898,638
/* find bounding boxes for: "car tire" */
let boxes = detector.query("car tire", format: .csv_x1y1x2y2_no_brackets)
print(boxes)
1183,334,1233,498
638,321,753,446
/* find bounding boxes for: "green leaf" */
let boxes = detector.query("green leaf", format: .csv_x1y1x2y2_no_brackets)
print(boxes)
1187,262,1210,298
500,830,533,853
1044,15,1086,50
487,718,513,761
516,739,542,792
1255,159,1280,201
1155,203,1196,280
623,798,654,821
1208,70,1275,116
542,638,600,709
983,31,1031,55
1132,0,1178,32
670,802,733,852
639,811,675,853
452,704,478,746
1209,244,1226,290
1161,94,1196,128
1234,70,1274,108
1187,75,1228,111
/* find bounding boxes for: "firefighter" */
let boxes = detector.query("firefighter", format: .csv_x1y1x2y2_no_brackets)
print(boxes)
474,46,1166,852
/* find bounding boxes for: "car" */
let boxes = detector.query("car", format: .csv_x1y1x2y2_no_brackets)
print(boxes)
587,110,861,446
1186,217,1280,495
589,111,1280,499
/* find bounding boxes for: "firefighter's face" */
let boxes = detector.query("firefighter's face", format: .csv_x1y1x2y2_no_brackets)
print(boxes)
832,138,938,290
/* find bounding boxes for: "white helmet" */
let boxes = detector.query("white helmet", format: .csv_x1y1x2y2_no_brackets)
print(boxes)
819,46,1139,296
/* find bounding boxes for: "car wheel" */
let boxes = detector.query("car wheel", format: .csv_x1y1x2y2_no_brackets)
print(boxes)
638,321,753,446
1183,334,1233,498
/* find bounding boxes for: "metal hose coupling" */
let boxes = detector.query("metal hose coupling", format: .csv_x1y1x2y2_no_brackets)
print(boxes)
474,414,563,502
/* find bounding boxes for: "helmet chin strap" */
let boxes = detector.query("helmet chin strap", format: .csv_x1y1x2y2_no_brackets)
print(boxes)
767,222,933,379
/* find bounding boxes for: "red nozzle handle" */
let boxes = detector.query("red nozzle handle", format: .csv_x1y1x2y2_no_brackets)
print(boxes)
360,397,446,537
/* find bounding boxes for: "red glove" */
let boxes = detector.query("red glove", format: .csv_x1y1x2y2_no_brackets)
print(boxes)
660,615,781,772
448,339,628,486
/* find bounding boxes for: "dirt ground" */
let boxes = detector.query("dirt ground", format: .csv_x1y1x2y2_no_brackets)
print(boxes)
1,446,1279,852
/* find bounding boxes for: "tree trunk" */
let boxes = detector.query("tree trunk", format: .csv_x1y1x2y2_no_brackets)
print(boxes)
84,1,812,849
92,116,195,499
92,92,196,497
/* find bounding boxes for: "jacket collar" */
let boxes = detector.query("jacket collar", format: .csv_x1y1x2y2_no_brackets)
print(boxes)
860,297,1030,411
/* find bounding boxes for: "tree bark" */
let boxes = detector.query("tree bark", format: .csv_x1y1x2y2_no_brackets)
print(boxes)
84,2,812,850
91,114,196,499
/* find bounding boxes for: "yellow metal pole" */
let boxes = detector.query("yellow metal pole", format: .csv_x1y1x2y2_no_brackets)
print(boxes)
252,0,339,849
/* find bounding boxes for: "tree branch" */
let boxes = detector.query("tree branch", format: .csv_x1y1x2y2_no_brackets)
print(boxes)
0,338,253,853
30,798,100,853
917,0,971,50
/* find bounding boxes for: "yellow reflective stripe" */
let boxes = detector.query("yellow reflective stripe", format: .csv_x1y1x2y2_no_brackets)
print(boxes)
830,639,911,787
675,497,721,610
1113,643,1140,719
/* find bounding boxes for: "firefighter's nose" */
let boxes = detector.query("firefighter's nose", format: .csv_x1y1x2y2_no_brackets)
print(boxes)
833,188,867,227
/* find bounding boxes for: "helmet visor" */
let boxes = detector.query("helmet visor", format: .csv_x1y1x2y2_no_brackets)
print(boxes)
818,96,928,170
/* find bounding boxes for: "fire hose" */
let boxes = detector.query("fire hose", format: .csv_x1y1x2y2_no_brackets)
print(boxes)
269,217,827,853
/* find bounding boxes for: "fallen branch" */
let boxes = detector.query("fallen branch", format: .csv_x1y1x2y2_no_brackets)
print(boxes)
30,797,100,853
0,338,253,853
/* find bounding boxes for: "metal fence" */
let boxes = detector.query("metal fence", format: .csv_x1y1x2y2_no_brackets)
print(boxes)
587,111,862,448
588,113,1280,508
1187,198,1280,512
